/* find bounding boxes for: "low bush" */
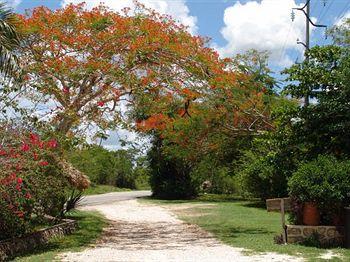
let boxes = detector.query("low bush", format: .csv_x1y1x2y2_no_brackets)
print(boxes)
0,127,70,240
288,155,350,225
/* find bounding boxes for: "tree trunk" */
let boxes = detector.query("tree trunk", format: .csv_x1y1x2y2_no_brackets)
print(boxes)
56,117,74,134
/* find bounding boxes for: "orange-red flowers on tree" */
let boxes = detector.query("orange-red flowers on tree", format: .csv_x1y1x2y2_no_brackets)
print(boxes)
16,3,267,136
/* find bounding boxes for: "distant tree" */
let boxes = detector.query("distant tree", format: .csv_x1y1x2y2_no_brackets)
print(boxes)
69,145,141,189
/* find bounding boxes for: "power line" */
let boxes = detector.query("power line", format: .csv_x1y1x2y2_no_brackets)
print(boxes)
336,1,350,23
319,0,334,22
279,22,294,61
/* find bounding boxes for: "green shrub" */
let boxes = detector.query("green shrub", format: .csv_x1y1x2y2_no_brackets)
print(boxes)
148,138,199,199
68,146,115,185
238,151,289,200
134,169,150,190
288,155,350,224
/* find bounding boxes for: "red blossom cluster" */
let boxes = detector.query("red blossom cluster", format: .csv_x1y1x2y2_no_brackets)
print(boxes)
0,132,58,220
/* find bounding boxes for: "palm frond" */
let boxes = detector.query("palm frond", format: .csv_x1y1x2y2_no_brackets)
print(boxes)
0,2,19,77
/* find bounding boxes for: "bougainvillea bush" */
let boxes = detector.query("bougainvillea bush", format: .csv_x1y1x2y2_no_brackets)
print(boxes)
0,126,69,240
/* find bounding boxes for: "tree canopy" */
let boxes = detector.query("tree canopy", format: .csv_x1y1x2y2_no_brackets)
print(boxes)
16,3,270,138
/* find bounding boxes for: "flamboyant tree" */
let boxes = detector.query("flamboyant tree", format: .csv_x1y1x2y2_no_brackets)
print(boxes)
136,50,276,163
16,3,270,137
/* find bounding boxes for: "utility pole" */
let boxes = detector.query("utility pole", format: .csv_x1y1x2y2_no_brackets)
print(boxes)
292,0,327,106
305,1,310,106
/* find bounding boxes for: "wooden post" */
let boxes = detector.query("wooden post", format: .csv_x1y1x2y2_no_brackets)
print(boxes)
280,198,287,244
266,197,291,244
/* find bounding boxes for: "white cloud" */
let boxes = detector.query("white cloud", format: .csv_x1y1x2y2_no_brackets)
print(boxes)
216,0,312,67
6,0,21,9
335,11,350,27
61,0,197,34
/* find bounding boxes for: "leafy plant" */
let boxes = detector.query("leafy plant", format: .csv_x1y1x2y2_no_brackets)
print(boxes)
0,2,20,77
288,155,350,224
62,190,84,216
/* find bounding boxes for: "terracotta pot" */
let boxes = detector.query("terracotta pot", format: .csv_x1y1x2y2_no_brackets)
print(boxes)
303,202,320,226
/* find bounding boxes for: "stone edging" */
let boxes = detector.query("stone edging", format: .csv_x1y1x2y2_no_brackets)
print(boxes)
286,224,345,245
0,218,77,261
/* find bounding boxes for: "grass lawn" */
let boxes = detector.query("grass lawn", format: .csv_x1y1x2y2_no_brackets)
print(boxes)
15,211,106,262
143,195,350,262
83,184,131,195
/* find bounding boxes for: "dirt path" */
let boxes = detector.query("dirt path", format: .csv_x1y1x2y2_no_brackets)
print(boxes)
60,200,302,262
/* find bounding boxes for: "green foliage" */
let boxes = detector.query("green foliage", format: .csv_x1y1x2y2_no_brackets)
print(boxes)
113,150,137,189
133,158,151,190
68,145,149,190
190,158,238,195
288,155,350,225
149,137,200,199
0,2,19,77
237,147,294,200
283,45,350,158
69,145,116,185
288,155,350,207
237,99,300,200
329,18,350,47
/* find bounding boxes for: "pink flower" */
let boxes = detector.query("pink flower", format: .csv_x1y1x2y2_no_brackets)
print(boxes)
17,177,23,184
29,133,40,143
21,143,30,152
15,211,24,218
47,139,58,148
25,192,31,199
39,161,49,166
33,152,39,160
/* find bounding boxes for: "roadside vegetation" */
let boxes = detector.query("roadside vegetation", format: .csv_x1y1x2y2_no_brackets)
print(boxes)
15,211,106,262
69,145,151,193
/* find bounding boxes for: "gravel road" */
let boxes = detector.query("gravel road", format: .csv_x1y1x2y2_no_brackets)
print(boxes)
80,190,152,206
60,194,302,262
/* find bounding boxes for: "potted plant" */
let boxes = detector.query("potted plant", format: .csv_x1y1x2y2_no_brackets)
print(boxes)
302,202,320,226
288,155,350,226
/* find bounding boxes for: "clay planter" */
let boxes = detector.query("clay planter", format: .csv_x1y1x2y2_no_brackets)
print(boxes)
303,202,320,226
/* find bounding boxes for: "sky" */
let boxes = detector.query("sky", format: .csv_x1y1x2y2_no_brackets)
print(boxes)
7,0,350,149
